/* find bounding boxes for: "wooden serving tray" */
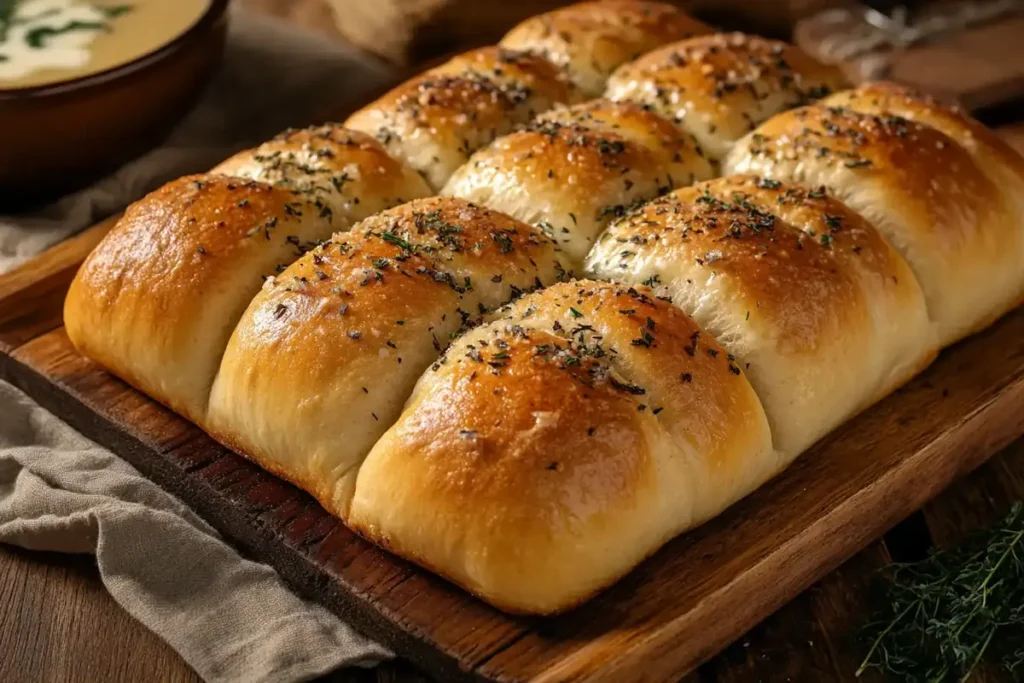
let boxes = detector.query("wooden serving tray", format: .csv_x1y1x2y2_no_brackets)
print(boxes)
2,128,1024,683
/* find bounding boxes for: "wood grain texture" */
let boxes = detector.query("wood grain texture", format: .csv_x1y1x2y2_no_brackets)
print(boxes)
0,546,202,683
0,217,117,353
5,446,1022,683
1,255,1022,682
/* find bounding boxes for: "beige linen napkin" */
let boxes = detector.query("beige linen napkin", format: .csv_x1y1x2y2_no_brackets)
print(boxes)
0,7,398,682
0,380,392,682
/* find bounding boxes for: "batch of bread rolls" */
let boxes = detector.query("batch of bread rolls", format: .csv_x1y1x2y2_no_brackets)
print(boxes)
64,0,1024,615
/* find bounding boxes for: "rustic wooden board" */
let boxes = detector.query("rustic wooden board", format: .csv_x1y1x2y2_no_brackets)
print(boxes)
0,217,117,353
1,249,1022,683
2,135,1023,683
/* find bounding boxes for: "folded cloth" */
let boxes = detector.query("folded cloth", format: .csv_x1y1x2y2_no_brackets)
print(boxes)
0,380,392,682
0,7,396,274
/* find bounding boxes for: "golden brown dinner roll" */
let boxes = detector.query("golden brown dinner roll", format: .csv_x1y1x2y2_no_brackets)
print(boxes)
820,82,1024,226
348,280,774,614
500,0,713,96
442,99,713,265
64,176,341,423
585,177,936,458
605,33,848,162
59,0,1024,621
211,125,432,224
345,47,581,190
722,102,1024,346
206,197,570,518
821,82,1024,175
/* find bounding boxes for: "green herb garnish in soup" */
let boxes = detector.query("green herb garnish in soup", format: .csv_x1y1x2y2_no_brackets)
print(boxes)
0,0,210,89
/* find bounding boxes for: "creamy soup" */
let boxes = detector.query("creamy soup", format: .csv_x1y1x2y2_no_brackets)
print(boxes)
0,0,211,89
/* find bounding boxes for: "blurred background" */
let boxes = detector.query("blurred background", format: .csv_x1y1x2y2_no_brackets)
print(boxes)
246,0,854,62
245,0,1024,110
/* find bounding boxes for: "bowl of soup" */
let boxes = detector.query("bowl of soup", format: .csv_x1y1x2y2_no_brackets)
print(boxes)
0,0,229,210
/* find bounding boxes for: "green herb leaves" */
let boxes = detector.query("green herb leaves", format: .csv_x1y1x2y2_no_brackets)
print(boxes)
100,4,133,19
380,231,414,252
858,502,1024,682
1,2,133,50
0,0,16,43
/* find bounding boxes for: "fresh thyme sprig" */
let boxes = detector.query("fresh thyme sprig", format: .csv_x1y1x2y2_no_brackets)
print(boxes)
857,502,1024,682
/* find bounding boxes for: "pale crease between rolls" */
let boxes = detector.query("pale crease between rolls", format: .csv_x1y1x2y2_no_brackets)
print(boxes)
348,281,774,614
65,176,342,424
212,125,432,219
345,46,583,191
500,0,713,96
206,197,570,517
586,176,937,458
66,127,431,424
61,0,1024,619
605,32,850,162
723,86,1024,346
443,98,714,265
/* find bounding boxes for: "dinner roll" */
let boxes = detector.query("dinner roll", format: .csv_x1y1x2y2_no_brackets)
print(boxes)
585,177,936,458
211,125,432,225
723,103,1024,346
443,99,713,265
605,33,848,162
345,47,581,190
60,0,1024,619
64,176,341,423
206,197,570,518
500,0,713,96
821,82,1024,180
348,280,774,614
821,82,1024,235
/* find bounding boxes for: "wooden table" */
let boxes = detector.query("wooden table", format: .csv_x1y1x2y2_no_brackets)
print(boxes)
3,439,1021,682
3,4,1023,682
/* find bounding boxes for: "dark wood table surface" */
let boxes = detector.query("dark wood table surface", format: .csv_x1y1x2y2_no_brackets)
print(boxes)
3,3,1024,682
3,438,1021,683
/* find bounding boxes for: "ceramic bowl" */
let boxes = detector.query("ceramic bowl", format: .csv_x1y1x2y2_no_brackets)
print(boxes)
0,0,230,211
